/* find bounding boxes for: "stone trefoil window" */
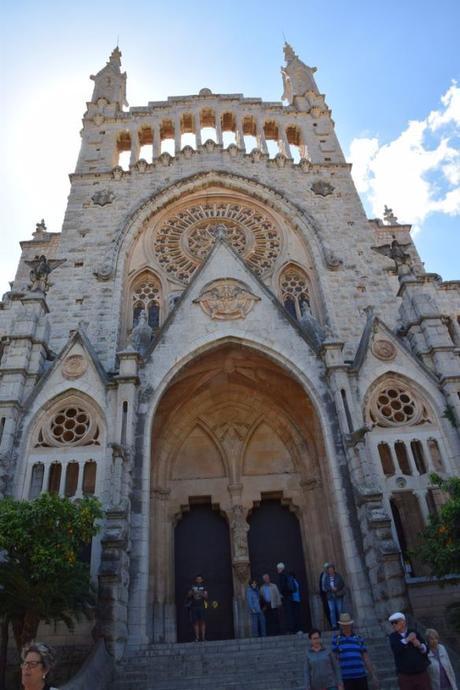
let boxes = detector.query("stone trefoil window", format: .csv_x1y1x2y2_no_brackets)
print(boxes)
368,382,431,428
279,266,311,320
35,405,100,448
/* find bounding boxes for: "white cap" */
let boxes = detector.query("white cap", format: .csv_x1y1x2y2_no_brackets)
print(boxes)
276,562,285,570
388,612,406,622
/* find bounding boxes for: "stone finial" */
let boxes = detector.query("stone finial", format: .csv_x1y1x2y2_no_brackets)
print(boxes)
33,219,47,237
281,42,319,104
90,47,127,108
128,310,153,356
383,205,399,225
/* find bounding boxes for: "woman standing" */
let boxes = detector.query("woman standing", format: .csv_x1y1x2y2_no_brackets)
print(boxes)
246,578,266,637
21,642,58,690
305,628,344,690
426,628,458,690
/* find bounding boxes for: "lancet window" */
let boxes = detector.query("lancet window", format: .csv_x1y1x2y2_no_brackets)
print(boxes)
279,265,311,321
131,273,161,330
25,396,104,501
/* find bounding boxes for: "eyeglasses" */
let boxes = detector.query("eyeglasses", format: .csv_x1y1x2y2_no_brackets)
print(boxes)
21,661,43,669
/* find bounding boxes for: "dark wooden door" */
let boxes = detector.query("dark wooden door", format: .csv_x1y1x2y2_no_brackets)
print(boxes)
247,499,311,631
175,503,234,642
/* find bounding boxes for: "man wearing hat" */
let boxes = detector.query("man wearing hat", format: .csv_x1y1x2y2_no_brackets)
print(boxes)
388,612,431,690
333,613,379,690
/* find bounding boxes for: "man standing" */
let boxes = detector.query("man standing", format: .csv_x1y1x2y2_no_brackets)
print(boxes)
319,562,332,627
333,613,379,690
388,612,431,690
186,574,208,642
276,562,294,633
260,573,282,636
324,563,345,629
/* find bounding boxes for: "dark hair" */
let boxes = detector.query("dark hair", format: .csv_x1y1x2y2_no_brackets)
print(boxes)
249,578,258,585
289,570,296,578
308,628,321,639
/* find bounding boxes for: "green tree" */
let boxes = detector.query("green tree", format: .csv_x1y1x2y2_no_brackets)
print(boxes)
415,474,460,633
0,493,102,659
416,474,460,577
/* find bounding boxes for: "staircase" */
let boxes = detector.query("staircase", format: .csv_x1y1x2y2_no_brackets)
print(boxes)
113,632,399,690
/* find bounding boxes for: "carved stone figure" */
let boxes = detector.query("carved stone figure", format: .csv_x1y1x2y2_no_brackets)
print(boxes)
372,240,413,276
281,42,319,104
94,253,114,281
230,505,249,560
26,255,65,294
299,302,325,348
92,189,115,206
129,310,153,356
324,247,342,270
194,279,260,320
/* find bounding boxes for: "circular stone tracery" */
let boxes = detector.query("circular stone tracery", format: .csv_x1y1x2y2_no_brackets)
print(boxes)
368,382,431,427
152,202,281,284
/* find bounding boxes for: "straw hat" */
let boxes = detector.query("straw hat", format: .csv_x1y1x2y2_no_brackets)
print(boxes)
338,613,354,626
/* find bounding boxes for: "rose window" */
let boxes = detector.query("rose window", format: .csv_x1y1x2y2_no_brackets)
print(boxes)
35,406,100,447
152,202,281,284
368,383,432,427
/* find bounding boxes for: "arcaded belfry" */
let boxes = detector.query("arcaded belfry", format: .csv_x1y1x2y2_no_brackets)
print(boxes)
0,45,459,666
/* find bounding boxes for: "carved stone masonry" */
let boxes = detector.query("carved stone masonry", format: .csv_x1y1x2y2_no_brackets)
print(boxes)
311,180,335,197
25,255,66,294
194,279,260,320
371,339,397,361
62,353,88,379
92,189,115,206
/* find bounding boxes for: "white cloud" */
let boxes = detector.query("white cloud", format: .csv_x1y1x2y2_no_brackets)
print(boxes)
348,82,460,229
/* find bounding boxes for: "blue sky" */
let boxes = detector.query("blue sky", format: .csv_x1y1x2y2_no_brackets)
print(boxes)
1,0,459,294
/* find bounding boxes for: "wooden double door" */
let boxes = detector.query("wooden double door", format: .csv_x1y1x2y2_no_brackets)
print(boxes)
174,500,310,641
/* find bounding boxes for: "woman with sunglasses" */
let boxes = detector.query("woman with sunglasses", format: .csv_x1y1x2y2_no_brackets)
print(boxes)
21,642,58,690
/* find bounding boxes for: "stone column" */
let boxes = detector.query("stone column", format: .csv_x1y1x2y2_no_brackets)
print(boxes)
256,117,268,154
228,484,251,638
152,487,174,642
129,127,140,166
278,124,292,158
235,114,245,151
215,112,223,146
152,122,161,159
174,114,181,155
194,111,202,148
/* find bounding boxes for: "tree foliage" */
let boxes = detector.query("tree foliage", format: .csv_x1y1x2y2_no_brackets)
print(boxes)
415,474,460,578
0,492,102,651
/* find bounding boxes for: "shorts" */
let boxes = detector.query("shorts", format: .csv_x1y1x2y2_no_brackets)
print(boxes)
190,607,206,623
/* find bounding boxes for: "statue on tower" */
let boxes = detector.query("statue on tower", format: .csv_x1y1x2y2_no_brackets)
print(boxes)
90,47,128,109
281,42,320,104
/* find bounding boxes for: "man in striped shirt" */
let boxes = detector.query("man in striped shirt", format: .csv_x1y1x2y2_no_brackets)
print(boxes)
332,613,380,690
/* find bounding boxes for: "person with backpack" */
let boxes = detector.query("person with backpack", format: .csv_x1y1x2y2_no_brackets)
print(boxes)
332,613,379,690
276,561,295,633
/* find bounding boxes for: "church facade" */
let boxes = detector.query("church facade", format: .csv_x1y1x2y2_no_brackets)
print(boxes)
1,46,459,657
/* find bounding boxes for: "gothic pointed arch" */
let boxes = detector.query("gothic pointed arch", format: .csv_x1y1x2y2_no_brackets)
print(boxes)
126,268,163,338
278,262,315,321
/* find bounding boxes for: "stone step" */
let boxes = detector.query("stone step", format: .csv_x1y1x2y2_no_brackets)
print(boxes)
113,633,399,690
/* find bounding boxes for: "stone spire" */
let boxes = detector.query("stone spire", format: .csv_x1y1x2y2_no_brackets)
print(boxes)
281,42,320,104
90,47,128,109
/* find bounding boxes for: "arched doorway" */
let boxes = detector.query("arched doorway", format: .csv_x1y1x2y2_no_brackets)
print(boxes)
248,499,311,631
150,343,339,642
174,502,234,641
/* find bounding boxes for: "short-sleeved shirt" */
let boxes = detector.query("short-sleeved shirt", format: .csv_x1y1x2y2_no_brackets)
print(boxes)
333,633,367,679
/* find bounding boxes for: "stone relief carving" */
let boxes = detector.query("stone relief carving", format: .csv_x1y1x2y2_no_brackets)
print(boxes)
62,354,88,379
311,180,335,197
92,189,115,206
194,279,260,320
324,247,343,270
230,505,250,561
94,252,114,281
152,202,281,284
32,219,48,238
371,339,397,361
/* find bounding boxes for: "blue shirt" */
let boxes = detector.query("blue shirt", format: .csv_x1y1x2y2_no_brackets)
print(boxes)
332,633,367,679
